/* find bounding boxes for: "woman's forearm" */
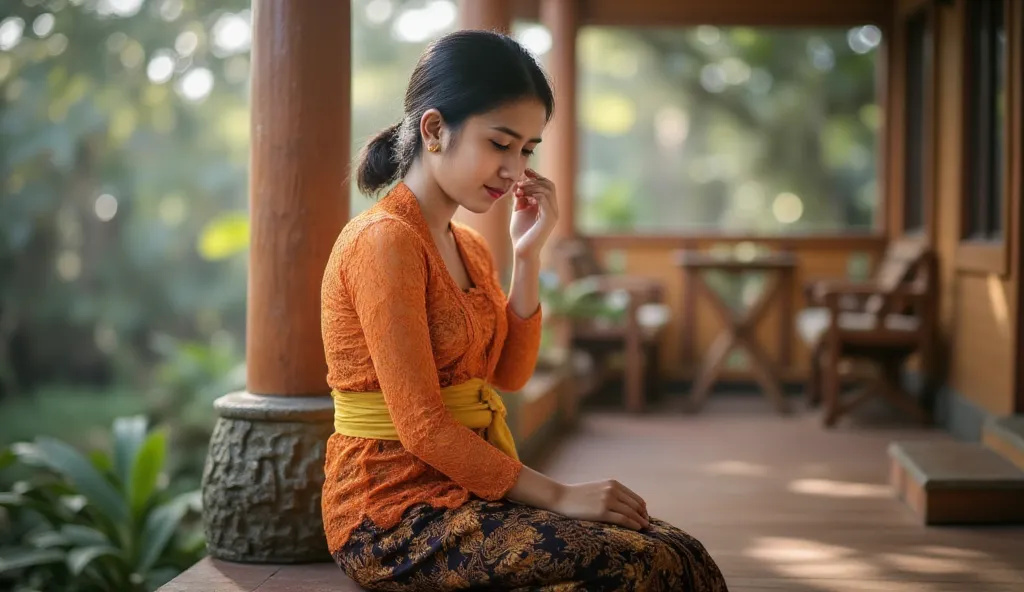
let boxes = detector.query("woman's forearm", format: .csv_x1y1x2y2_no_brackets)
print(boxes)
505,464,565,510
507,254,541,319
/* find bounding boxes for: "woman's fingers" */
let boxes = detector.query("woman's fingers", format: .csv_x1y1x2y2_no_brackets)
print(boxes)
614,482,648,518
614,487,646,520
515,184,558,218
604,500,647,530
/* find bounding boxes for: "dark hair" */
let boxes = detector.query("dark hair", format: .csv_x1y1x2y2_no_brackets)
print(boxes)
356,30,554,196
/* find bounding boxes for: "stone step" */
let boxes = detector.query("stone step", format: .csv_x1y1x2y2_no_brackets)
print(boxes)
888,440,1024,525
983,415,1024,471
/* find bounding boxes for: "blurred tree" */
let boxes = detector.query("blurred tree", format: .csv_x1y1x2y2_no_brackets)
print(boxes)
0,0,453,399
0,0,251,396
576,25,881,235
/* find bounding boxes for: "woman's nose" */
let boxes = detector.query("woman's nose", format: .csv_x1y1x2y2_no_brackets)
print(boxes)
501,159,525,181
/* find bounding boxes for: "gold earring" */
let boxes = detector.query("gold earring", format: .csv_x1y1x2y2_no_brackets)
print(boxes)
428,144,440,153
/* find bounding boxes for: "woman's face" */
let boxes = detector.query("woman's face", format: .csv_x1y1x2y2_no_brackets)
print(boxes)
426,98,548,214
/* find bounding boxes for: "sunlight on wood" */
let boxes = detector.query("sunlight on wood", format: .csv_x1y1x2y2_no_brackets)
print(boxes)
986,274,1009,338
916,545,990,559
745,536,854,562
881,552,971,574
703,460,770,476
787,478,891,498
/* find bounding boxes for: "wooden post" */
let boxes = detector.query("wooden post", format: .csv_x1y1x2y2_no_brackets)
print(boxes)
541,0,578,243
202,0,350,564
460,0,512,32
246,0,350,396
455,0,515,283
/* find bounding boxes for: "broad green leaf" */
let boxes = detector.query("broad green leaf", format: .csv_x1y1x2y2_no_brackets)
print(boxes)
146,566,181,590
27,438,127,524
59,525,109,547
128,429,166,519
0,548,66,574
197,211,249,260
0,487,70,526
67,544,119,576
179,526,207,556
89,450,113,476
0,447,15,471
113,416,148,487
12,442,46,466
137,491,197,572
26,529,68,549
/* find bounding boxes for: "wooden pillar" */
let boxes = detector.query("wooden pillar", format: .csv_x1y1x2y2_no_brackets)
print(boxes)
541,0,578,243
460,0,512,32
456,0,514,283
246,0,350,396
202,0,349,564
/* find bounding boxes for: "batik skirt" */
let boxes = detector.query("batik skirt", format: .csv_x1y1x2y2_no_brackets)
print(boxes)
333,498,729,591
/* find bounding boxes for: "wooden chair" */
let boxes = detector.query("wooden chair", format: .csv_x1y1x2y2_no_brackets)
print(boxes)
552,237,669,412
796,237,938,427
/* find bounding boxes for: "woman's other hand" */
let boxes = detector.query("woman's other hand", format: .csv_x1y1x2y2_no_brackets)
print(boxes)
552,479,651,531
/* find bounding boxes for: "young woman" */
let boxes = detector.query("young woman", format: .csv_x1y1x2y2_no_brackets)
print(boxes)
321,30,729,591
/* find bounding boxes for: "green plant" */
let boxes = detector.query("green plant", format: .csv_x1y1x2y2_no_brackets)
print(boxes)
0,416,204,592
538,272,628,323
145,334,245,489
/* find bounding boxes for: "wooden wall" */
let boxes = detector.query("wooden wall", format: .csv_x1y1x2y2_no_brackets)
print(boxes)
891,0,1022,417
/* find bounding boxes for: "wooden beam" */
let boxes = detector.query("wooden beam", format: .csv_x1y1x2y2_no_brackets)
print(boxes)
579,0,892,27
515,0,892,26
540,0,578,242
246,0,350,396
1011,0,1024,413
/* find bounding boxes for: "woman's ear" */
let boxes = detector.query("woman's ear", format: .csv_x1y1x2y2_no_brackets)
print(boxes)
419,109,445,151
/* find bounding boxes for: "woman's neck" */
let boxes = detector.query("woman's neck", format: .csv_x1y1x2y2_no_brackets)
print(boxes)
402,162,458,236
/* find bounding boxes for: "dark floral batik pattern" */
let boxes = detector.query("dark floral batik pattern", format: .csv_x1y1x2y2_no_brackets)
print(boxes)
333,498,730,591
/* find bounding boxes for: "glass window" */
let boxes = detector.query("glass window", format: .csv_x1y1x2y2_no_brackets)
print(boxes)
575,26,882,235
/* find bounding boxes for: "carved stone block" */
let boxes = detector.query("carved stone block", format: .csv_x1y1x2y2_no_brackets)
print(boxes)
201,392,335,563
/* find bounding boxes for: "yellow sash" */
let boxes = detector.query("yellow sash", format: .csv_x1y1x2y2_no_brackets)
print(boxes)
330,377,519,461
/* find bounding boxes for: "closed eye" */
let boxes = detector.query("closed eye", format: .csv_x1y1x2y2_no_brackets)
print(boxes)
492,140,534,157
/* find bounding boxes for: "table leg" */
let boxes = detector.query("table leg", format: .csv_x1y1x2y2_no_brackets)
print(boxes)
689,331,735,412
741,332,791,414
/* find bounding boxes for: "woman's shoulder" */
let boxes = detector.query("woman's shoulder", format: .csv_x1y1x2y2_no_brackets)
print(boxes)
336,209,426,259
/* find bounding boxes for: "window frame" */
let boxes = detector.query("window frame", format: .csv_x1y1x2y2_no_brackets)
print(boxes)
956,0,1015,276
896,3,937,238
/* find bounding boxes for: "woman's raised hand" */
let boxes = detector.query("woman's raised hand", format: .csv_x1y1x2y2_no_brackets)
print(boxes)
509,168,558,262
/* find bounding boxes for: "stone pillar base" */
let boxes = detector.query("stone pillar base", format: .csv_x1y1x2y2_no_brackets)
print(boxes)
201,391,335,563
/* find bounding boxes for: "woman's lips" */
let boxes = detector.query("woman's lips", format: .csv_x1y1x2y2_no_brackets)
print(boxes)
484,186,505,199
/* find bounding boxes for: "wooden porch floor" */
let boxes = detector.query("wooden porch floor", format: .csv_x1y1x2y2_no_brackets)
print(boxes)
540,396,1024,591
162,396,1024,591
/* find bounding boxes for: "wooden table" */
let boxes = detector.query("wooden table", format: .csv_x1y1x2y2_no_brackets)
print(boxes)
676,251,797,414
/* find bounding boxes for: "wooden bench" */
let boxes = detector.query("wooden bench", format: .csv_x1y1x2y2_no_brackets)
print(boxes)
157,557,359,592
160,371,573,591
